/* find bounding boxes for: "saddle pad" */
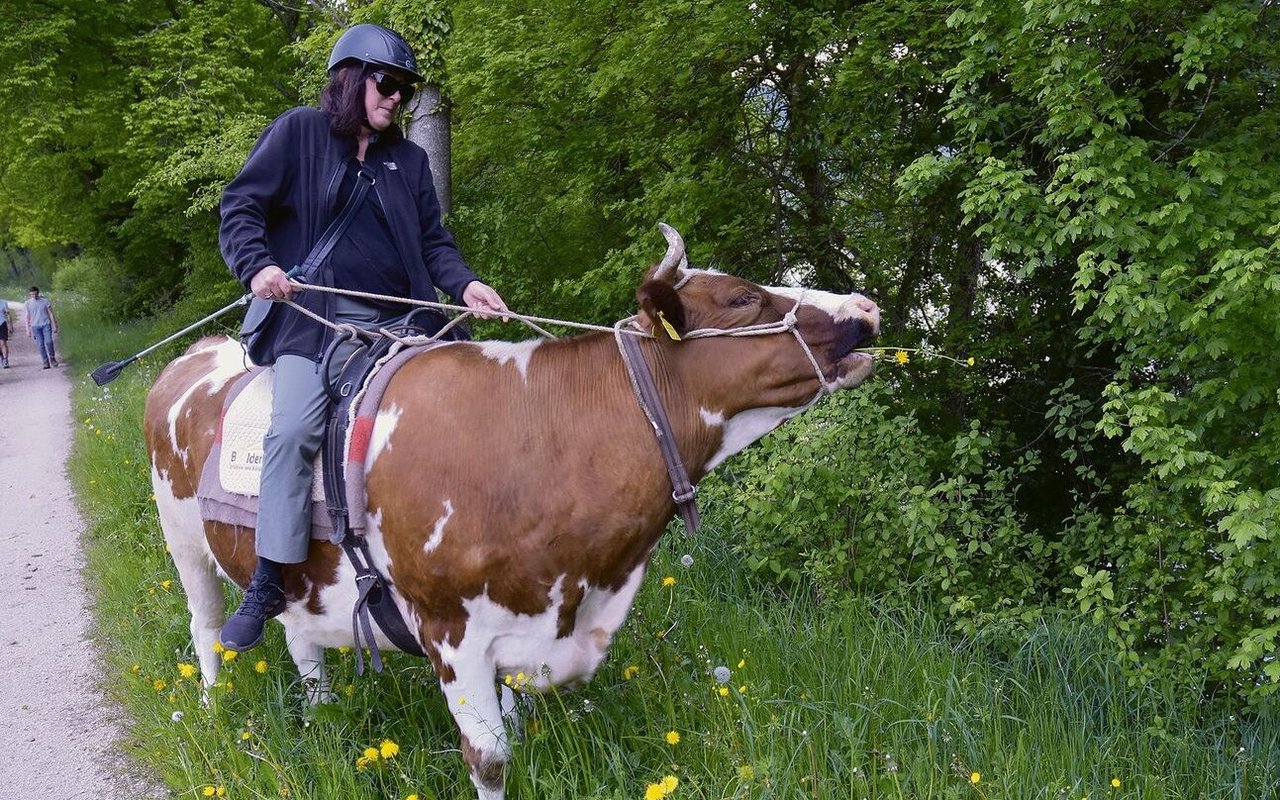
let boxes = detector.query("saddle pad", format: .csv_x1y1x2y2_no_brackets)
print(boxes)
218,369,326,502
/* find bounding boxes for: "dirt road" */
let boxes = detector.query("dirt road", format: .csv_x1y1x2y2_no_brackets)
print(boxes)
0,299,165,797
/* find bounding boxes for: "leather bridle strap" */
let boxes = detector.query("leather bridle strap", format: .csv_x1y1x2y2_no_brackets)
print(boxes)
616,328,700,536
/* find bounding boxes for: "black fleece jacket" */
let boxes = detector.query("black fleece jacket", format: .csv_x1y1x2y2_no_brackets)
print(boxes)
219,106,480,363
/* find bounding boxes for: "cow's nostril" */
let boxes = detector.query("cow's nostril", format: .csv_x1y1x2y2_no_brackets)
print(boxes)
856,296,878,315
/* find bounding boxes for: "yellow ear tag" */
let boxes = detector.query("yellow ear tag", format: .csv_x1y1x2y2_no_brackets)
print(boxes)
657,310,682,341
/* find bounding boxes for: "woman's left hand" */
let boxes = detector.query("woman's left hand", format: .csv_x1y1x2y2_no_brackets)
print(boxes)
462,281,510,321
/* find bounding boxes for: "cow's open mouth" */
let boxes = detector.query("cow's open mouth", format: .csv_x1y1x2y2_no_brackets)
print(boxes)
828,318,878,388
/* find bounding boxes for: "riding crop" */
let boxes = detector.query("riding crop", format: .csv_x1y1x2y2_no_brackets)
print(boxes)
90,294,250,386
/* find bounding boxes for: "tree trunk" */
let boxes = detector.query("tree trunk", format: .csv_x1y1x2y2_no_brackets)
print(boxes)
406,84,452,216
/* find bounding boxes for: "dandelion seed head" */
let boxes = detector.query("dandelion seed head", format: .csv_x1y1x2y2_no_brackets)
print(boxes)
680,554,694,568
714,666,732,683
171,711,184,722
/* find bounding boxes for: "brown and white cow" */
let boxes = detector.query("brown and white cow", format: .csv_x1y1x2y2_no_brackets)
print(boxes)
145,225,879,799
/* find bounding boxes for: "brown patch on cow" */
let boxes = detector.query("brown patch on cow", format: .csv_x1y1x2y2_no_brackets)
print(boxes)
204,521,341,608
460,734,506,793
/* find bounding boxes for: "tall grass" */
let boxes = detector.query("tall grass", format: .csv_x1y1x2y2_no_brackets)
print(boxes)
60,300,1279,800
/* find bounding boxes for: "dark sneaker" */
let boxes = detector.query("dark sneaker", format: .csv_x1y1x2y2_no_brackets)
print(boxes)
50,358,59,366
219,575,287,651
42,363,50,369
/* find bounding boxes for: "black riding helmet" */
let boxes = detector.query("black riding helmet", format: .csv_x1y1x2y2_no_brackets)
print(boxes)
327,23,423,83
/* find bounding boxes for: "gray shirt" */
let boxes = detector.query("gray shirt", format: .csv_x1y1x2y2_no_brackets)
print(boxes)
25,297,53,328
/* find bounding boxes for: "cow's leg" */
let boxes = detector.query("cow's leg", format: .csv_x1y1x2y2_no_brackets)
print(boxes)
284,635,331,705
439,671,510,800
154,485,225,690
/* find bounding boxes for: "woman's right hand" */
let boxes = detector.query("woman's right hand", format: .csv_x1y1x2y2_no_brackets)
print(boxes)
250,265,295,301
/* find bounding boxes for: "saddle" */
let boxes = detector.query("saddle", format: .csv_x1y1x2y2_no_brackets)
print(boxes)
197,320,455,671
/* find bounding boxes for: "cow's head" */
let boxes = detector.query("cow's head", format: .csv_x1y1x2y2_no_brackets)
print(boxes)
635,224,880,411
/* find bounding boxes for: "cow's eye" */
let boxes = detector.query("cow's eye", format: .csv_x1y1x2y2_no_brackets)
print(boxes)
730,292,757,308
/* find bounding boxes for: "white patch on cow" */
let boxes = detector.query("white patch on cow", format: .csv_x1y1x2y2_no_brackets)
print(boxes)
699,407,725,428
433,562,649,764
705,406,803,471
366,403,403,467
479,340,541,382
769,286,870,321
423,499,454,555
166,339,249,459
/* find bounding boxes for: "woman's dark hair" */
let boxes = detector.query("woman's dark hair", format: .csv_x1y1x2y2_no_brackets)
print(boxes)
319,64,403,141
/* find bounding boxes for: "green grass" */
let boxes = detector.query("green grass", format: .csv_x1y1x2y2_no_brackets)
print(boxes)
60,301,1279,800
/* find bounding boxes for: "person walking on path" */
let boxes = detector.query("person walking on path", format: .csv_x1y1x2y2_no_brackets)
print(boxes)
24,286,58,369
0,300,11,368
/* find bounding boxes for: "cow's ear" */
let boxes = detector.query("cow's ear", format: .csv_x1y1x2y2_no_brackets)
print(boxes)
636,279,687,341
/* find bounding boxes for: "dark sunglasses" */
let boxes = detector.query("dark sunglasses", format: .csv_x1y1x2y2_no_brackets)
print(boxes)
369,71,416,104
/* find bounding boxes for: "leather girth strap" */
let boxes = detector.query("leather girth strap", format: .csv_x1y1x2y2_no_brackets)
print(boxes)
618,332,701,536
322,331,428,673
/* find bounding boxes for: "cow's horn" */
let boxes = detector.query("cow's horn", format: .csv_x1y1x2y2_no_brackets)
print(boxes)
654,222,688,282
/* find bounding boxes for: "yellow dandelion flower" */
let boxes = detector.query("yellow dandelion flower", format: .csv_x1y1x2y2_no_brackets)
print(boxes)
152,679,167,692
504,674,514,686
161,579,172,590
177,662,197,679
223,650,238,662
355,756,375,770
379,739,400,759
662,576,676,587
407,795,419,800
338,646,351,654
970,772,981,784
1111,778,1120,788
279,787,290,799
660,775,679,793
894,350,910,364
644,783,665,800
212,641,225,655
718,686,730,697
738,764,755,781
240,731,252,741
216,788,226,798
224,681,234,692
665,730,680,745
737,659,745,669
131,664,141,673
967,356,976,366
254,660,268,674
363,747,380,761
623,665,639,680
202,787,216,798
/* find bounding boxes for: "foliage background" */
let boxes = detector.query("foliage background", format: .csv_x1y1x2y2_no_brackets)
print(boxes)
3,0,1278,710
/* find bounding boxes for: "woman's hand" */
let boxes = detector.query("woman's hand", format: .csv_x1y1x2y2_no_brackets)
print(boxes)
250,265,295,301
462,281,509,321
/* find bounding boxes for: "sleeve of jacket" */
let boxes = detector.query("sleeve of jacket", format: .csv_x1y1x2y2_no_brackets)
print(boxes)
413,154,480,301
219,110,300,289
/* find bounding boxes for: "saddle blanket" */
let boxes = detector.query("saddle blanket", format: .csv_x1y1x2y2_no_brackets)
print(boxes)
195,344,434,542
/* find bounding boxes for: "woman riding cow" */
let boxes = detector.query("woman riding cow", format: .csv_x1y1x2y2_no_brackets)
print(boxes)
217,23,508,651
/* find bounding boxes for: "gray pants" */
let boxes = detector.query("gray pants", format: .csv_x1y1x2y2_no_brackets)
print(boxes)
255,297,404,563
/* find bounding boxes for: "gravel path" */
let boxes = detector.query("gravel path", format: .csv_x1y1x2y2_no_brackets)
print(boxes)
0,300,167,798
